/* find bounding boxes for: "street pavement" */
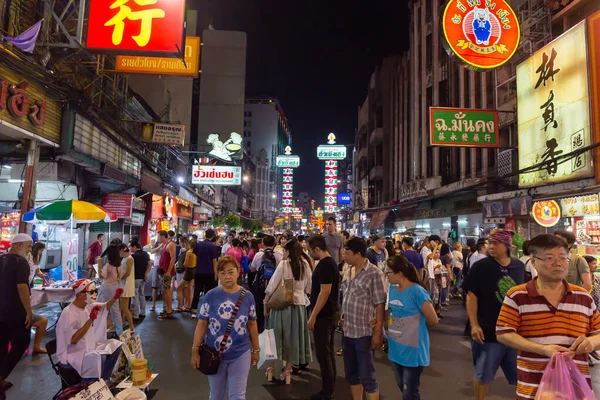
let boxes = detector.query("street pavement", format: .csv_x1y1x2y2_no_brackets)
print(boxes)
7,299,532,399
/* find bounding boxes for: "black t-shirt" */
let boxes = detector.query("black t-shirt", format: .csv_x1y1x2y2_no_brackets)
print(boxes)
132,250,151,280
0,253,30,321
464,257,525,342
310,256,340,319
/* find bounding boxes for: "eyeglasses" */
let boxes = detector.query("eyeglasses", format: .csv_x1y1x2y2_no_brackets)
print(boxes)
83,289,98,296
384,270,394,275
533,256,571,264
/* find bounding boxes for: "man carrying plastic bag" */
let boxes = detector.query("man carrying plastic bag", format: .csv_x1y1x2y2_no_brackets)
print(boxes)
496,234,600,400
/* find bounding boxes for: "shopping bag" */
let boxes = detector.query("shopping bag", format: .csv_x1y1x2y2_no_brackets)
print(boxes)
535,352,597,400
257,329,277,369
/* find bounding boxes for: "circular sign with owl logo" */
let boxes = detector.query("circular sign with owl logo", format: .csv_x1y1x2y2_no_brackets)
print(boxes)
532,200,561,228
442,0,521,70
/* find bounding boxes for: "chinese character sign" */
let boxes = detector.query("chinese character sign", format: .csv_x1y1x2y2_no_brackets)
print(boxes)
324,160,338,214
531,200,561,228
429,107,499,147
86,0,186,55
281,168,294,214
517,21,592,187
442,0,521,70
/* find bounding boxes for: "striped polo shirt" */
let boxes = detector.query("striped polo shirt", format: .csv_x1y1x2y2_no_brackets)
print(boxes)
496,279,600,400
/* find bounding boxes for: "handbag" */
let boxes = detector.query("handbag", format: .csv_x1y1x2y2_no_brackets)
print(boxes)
267,261,295,310
197,288,247,375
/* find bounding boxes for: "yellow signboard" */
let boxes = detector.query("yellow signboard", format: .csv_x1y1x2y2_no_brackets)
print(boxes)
115,37,200,77
517,22,592,187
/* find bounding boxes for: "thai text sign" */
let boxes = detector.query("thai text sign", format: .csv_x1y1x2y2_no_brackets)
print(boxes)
101,193,133,219
86,0,186,55
532,200,561,228
430,107,499,147
141,122,185,146
517,22,592,187
560,194,600,217
192,165,242,186
442,0,520,70
0,66,62,144
61,234,79,281
116,36,200,76
276,155,300,168
317,145,346,160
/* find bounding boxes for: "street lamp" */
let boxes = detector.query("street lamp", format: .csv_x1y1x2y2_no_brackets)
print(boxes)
176,176,184,183
272,194,277,199
243,175,249,182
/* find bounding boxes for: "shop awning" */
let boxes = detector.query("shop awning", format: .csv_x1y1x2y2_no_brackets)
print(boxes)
367,209,390,229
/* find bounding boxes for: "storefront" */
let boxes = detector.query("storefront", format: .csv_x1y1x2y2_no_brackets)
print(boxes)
481,196,533,238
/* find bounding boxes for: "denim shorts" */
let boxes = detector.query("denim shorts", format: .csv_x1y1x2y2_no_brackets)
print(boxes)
471,339,517,385
342,336,378,393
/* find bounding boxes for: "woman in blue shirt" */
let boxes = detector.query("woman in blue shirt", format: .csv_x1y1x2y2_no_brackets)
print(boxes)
191,256,260,400
385,255,439,399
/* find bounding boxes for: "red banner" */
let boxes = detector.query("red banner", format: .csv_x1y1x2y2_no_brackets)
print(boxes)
101,193,133,219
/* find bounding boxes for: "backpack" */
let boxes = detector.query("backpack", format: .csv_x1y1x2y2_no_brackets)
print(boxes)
252,249,276,292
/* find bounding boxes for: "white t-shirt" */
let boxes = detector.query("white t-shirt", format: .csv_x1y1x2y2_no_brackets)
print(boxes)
250,249,283,272
520,255,538,279
56,302,119,378
421,247,435,278
265,259,312,305
221,242,232,256
452,250,464,270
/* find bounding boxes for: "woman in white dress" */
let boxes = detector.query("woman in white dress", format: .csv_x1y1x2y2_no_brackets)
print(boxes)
118,243,136,332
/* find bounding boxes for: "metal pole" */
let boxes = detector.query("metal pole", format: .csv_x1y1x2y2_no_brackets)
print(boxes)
76,0,86,44
19,140,39,233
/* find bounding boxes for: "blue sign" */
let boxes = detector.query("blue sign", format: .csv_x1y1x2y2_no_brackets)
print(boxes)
337,193,351,205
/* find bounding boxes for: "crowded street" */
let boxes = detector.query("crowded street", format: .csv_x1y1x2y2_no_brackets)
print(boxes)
12,301,517,400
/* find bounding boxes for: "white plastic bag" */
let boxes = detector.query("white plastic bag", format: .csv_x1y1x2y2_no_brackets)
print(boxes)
257,329,277,369
115,387,147,400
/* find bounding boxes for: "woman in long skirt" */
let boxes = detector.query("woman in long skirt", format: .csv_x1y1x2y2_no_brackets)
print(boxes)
264,240,312,384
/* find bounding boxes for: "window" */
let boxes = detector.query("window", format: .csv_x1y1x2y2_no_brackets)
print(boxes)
244,120,247,127
247,121,252,128
247,130,251,138
248,111,252,117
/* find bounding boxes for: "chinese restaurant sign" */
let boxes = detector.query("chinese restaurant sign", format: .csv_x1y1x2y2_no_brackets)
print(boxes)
429,107,499,147
141,122,185,146
86,0,186,55
589,11,600,184
560,194,600,217
442,0,520,70
192,165,242,186
517,22,592,187
116,36,200,76
276,155,300,168
532,200,561,228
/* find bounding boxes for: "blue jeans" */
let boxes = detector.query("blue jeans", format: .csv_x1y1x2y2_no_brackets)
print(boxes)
58,346,122,382
132,279,147,319
97,284,123,335
342,336,378,393
207,350,251,400
471,339,517,385
391,363,424,400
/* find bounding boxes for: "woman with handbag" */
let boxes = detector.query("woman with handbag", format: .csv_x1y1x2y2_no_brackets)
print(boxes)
264,240,313,384
191,256,260,400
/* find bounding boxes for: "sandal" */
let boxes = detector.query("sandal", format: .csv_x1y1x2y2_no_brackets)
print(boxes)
173,307,182,312
150,307,156,312
158,312,173,320
265,367,273,382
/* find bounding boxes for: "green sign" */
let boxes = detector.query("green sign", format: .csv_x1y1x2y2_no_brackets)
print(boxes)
276,155,300,168
429,107,499,147
317,145,347,160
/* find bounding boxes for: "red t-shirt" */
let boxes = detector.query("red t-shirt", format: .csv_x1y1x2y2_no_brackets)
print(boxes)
159,243,172,273
88,241,102,265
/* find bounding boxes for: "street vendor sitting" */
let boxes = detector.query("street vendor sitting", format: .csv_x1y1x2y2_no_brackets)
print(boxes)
56,278,124,382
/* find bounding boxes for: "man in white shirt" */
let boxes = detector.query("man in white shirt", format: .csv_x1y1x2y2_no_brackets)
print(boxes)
421,235,441,296
56,279,124,382
469,238,489,268
221,233,234,256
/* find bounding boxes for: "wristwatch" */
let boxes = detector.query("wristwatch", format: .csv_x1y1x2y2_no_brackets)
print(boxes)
251,348,261,354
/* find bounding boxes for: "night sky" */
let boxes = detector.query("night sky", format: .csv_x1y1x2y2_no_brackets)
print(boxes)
199,0,410,205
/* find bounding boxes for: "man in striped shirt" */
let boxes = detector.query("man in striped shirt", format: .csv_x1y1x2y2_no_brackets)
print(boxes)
496,234,600,400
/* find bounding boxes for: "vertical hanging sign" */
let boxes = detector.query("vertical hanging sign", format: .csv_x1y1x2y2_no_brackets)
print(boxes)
279,146,299,215
318,134,342,214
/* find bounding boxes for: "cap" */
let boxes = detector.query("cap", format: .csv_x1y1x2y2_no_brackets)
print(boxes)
489,230,514,249
73,278,96,294
371,234,384,242
11,233,33,244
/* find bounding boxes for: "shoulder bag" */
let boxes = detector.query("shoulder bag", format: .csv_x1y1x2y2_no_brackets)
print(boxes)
197,288,247,375
267,261,295,310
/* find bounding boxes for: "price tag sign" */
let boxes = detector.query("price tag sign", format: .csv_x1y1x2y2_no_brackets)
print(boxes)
61,234,79,281
71,379,115,399
131,334,144,360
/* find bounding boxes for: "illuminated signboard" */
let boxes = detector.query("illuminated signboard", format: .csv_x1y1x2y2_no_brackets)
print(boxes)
116,36,200,77
86,0,186,55
337,192,351,205
324,160,338,213
192,166,242,186
281,168,294,215
317,145,346,160
276,155,300,168
517,22,592,187
532,200,561,228
429,107,499,147
442,0,520,70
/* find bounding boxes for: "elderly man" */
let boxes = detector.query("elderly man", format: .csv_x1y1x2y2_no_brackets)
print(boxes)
497,234,600,399
0,233,33,394
56,279,124,382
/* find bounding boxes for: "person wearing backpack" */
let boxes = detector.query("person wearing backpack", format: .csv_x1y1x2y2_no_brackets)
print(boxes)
250,235,281,332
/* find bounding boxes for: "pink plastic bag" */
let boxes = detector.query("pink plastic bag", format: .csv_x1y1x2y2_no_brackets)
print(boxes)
535,352,597,400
